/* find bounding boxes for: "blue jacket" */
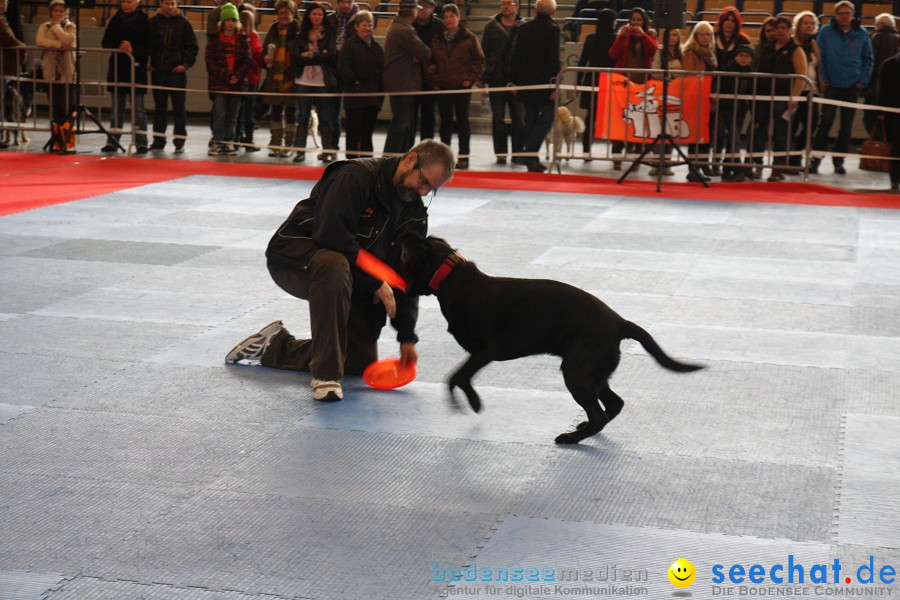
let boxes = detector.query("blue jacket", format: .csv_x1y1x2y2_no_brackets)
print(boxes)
817,20,873,88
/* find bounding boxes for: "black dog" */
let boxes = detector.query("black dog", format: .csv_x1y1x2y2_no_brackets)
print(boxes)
401,235,704,444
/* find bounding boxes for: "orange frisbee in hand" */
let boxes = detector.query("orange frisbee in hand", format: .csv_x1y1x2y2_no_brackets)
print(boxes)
356,249,407,291
363,358,417,390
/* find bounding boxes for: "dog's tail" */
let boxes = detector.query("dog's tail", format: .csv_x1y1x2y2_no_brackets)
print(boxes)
620,321,705,373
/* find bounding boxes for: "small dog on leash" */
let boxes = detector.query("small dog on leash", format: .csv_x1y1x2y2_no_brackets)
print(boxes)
1,79,34,145
400,235,705,445
545,106,585,160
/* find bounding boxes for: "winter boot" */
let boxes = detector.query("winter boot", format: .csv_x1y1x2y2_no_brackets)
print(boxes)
268,123,284,157
291,123,307,163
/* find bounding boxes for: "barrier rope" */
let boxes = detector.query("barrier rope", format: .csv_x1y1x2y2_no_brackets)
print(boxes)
5,69,897,165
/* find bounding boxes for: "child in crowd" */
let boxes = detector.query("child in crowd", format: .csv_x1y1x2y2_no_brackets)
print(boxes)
238,8,263,151
205,2,252,156
716,44,754,181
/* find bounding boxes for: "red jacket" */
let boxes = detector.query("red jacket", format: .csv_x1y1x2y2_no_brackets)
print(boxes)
205,30,253,92
247,30,263,86
609,27,658,69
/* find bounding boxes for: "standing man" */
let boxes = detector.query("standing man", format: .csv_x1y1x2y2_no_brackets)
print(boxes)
101,0,152,154
325,0,359,159
809,0,873,175
481,0,522,164
412,0,443,141
382,0,431,155
1,0,26,149
148,0,198,153
509,0,559,172
225,140,456,402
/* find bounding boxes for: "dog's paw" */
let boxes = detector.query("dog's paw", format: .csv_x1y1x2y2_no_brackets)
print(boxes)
554,431,581,444
446,386,464,412
575,420,590,430
467,394,482,413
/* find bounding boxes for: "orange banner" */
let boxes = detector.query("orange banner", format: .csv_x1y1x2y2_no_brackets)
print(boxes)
594,73,712,144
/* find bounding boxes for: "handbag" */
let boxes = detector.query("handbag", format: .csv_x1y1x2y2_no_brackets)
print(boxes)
859,119,892,173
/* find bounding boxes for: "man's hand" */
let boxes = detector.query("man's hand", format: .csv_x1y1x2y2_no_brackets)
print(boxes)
400,342,418,368
374,281,396,318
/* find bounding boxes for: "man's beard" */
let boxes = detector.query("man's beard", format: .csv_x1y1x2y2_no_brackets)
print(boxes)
395,183,421,203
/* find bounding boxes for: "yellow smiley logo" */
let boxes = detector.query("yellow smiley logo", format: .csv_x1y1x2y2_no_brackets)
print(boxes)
668,558,697,588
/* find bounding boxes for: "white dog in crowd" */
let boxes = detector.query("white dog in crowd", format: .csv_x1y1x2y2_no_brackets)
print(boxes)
545,106,585,160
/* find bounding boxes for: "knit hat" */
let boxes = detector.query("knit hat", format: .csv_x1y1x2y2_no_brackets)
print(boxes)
220,2,240,22
734,44,754,58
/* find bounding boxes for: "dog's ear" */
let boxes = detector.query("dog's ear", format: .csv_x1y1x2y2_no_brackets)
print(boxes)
398,231,426,269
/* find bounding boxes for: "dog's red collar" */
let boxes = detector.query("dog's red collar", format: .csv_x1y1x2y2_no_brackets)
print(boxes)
428,252,467,292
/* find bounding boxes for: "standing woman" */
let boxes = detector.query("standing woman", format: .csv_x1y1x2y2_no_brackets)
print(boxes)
238,8,263,151
426,3,484,170
681,20,717,181
652,27,683,70
36,0,76,128
649,28,684,176
752,15,806,181
609,7,657,80
291,1,339,163
713,7,750,67
608,7,658,168
338,10,383,159
260,0,300,157
711,7,750,174
205,2,253,156
788,10,821,171
576,7,617,159
754,16,776,62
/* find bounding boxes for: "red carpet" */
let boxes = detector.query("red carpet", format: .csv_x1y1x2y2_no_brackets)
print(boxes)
2,153,898,217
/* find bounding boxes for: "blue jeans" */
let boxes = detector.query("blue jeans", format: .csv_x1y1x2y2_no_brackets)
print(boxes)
109,88,148,147
211,92,242,144
295,83,337,152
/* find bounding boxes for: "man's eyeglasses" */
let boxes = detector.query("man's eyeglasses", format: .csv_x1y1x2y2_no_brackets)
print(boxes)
500,2,517,6
416,168,437,196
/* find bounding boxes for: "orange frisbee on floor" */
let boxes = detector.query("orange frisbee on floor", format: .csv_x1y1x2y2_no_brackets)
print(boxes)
356,249,408,291
363,358,417,390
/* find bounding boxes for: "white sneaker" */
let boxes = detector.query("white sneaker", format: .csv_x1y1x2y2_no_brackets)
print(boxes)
311,378,343,402
225,321,284,365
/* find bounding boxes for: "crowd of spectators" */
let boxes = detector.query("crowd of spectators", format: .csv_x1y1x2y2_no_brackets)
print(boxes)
0,0,897,186
575,0,897,187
